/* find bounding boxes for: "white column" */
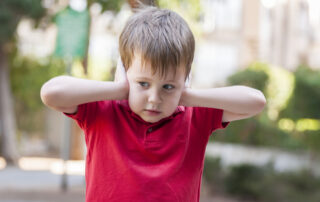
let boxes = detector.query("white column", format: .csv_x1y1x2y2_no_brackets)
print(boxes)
240,0,260,68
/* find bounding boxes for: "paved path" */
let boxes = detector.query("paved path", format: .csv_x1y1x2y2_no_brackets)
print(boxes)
0,190,85,202
0,166,85,202
0,166,245,202
0,167,84,192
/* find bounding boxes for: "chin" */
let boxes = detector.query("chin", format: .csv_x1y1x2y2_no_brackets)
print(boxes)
142,117,161,123
140,114,165,123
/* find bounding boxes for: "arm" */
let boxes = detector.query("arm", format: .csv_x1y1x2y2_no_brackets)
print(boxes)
40,76,129,114
179,85,266,122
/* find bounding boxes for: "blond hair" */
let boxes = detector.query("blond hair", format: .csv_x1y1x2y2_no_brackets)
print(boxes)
119,6,195,80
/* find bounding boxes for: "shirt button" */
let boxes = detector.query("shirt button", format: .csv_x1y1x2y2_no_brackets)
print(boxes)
147,128,153,133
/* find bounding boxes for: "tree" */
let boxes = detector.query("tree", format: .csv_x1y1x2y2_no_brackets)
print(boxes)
0,0,45,165
0,0,132,165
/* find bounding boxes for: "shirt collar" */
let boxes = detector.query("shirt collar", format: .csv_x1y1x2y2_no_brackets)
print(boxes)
116,100,185,125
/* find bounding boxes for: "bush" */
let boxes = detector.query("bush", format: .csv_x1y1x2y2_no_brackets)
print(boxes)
9,55,66,134
203,157,320,202
225,164,269,200
279,65,320,120
203,157,224,191
212,62,320,152
227,64,268,94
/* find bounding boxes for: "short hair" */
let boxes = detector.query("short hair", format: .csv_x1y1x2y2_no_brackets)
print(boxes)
119,6,195,80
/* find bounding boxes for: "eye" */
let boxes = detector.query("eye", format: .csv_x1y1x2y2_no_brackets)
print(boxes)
163,84,175,90
139,82,149,87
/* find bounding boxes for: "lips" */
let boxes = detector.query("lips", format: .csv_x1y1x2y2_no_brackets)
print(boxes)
144,109,161,116
145,109,160,113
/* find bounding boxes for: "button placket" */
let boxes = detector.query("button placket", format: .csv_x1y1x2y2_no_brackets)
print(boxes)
144,127,153,142
144,123,162,143
144,126,155,143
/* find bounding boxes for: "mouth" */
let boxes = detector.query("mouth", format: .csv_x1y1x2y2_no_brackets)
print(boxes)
144,109,161,115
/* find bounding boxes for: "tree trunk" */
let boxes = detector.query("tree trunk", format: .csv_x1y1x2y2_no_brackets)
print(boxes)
0,47,19,165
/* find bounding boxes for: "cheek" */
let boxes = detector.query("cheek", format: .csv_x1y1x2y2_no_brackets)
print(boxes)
168,92,181,102
164,91,182,106
129,85,143,97
172,89,183,100
128,86,146,106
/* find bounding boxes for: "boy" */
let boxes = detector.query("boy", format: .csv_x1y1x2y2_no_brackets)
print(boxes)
41,6,266,202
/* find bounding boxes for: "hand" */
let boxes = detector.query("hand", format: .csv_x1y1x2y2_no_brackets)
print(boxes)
185,73,192,88
180,71,193,104
178,73,192,106
179,86,192,107
115,57,129,100
115,57,128,83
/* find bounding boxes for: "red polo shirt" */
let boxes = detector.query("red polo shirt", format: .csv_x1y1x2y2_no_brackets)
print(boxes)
64,100,229,202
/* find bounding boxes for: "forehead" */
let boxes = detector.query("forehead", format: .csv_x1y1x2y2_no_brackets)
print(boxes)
128,54,185,82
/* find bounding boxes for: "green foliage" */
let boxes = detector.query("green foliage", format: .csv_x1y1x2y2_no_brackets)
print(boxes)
210,63,320,202
214,118,302,149
0,0,45,45
225,164,268,200
203,157,222,182
213,63,287,146
87,0,125,12
159,0,201,20
203,157,225,193
212,62,320,152
302,130,320,152
225,165,320,202
227,66,268,94
3,0,125,135
158,0,203,37
203,157,320,202
9,54,66,132
0,0,126,45
279,65,320,120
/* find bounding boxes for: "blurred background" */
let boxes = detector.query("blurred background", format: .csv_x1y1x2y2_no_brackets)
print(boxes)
0,0,320,201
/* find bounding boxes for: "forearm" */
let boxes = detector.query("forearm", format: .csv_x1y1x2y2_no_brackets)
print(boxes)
40,76,128,108
181,85,266,114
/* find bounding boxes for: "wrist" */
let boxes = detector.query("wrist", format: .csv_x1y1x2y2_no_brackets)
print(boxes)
180,87,193,106
115,81,129,100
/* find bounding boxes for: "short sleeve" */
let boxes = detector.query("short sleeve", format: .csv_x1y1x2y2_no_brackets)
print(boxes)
192,107,230,134
63,101,99,130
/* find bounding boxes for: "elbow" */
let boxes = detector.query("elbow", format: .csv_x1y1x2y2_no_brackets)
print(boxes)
255,90,267,113
40,82,59,107
40,76,67,107
238,86,267,113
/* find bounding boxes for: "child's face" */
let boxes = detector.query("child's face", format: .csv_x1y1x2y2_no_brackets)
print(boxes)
126,54,186,123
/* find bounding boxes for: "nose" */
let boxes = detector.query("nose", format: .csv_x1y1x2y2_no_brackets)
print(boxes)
148,88,162,104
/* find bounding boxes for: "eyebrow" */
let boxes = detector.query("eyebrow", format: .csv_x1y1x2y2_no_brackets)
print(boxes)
136,77,152,81
136,77,176,83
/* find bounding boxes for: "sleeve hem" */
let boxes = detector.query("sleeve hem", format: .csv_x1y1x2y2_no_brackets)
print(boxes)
215,109,230,130
63,104,83,120
221,121,230,129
